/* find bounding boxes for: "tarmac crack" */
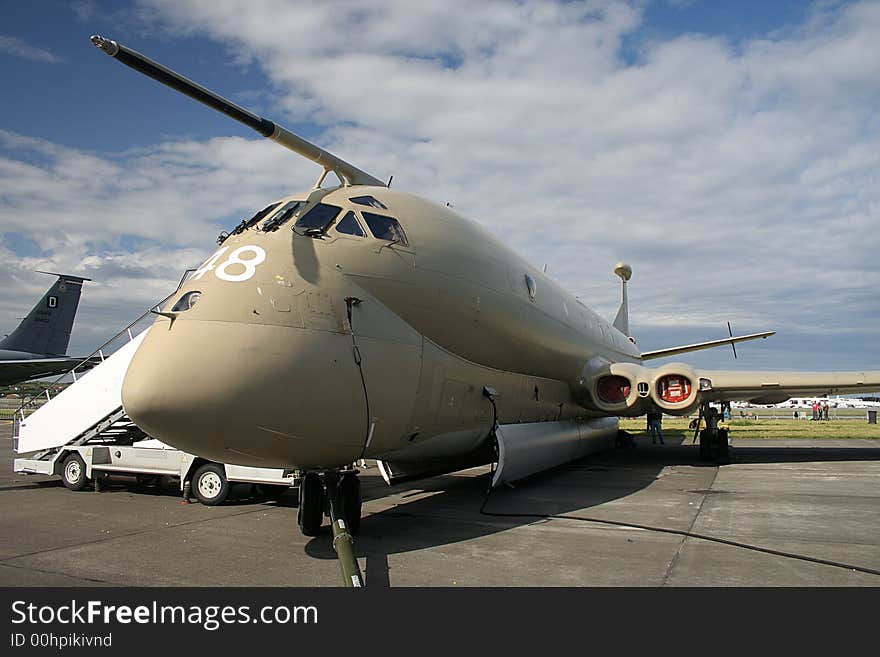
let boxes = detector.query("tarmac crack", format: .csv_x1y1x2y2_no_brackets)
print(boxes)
0,561,113,585
660,465,719,587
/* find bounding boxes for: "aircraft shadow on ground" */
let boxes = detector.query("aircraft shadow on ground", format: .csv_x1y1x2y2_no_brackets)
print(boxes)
0,479,63,493
304,436,693,583
303,433,880,586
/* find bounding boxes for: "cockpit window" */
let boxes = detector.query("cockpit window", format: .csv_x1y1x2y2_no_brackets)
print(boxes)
171,291,201,312
226,202,280,238
335,211,366,237
362,212,408,246
350,195,388,210
293,203,343,234
262,200,305,232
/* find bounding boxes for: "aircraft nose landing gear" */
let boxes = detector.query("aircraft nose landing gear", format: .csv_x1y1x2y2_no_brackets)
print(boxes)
297,472,325,536
297,470,364,587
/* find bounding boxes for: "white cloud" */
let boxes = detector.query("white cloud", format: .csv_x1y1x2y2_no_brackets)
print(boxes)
0,130,312,354
2,1,879,370
0,35,62,64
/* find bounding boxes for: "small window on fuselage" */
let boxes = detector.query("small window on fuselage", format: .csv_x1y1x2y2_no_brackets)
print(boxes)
350,195,388,210
294,203,343,233
335,211,366,237
261,200,305,232
362,211,408,246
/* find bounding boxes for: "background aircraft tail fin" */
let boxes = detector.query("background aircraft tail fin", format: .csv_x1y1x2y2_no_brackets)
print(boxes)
0,272,90,356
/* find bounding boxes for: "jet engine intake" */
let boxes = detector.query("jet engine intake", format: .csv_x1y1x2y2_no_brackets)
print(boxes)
583,362,652,416
596,375,631,404
649,364,699,414
581,362,701,416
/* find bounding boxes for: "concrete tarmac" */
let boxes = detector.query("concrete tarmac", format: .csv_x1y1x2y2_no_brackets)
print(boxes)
1,421,878,586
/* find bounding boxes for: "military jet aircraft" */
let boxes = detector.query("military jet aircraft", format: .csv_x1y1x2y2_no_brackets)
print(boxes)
0,272,93,386
92,36,880,539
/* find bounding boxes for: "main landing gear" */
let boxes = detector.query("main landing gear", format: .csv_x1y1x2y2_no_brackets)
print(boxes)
695,402,730,463
297,469,364,587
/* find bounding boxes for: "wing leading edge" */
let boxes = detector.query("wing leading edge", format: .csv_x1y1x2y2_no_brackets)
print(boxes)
641,331,775,360
694,369,880,405
0,357,100,387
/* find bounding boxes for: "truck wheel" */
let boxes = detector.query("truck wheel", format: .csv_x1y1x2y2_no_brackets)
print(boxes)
62,453,89,491
192,463,230,506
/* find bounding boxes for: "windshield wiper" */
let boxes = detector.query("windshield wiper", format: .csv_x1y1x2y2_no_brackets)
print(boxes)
376,238,401,254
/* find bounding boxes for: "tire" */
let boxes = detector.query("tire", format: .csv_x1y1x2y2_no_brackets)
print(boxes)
717,429,730,461
61,453,89,491
698,430,710,460
339,474,362,535
192,463,230,506
297,473,324,536
255,484,289,501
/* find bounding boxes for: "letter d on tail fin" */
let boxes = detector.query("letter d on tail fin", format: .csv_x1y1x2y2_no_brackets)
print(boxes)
0,272,90,356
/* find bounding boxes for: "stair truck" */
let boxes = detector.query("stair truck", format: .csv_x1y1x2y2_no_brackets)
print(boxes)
13,329,296,506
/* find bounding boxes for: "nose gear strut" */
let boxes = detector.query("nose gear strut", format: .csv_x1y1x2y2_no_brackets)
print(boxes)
297,470,364,587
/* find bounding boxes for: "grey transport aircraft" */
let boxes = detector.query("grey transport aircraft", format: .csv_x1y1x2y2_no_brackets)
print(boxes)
1,272,92,386
92,36,880,542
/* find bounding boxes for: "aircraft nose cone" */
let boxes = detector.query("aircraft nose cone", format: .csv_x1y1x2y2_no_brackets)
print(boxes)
122,320,367,468
121,335,235,459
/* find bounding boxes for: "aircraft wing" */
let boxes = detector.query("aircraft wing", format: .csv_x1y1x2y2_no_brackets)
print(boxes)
641,331,775,360
694,369,880,405
0,357,99,387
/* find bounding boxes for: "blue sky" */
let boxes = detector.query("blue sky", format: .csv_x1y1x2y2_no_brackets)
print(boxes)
1,0,878,372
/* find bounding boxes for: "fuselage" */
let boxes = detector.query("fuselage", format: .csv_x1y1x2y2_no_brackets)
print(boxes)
122,185,640,469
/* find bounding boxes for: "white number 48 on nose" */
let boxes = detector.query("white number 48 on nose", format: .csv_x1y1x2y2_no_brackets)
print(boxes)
193,245,266,282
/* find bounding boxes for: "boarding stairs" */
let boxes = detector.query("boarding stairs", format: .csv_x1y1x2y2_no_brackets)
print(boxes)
14,273,190,456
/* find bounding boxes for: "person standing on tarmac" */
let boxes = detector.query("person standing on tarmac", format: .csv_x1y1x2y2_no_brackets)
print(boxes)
647,410,665,445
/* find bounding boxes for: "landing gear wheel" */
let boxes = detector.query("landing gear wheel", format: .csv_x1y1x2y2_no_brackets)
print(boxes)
338,474,362,535
62,453,89,491
698,430,710,460
717,429,730,462
297,473,324,536
192,463,230,506
615,430,636,449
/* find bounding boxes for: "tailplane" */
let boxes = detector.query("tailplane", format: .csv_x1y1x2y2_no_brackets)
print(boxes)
1,272,90,356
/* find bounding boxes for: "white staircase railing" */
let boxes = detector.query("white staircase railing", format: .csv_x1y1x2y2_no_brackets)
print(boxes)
11,269,196,457
15,332,148,453
14,269,194,424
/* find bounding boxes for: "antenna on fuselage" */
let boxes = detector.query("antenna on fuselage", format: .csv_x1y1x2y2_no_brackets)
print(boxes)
90,35,385,188
612,262,632,339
